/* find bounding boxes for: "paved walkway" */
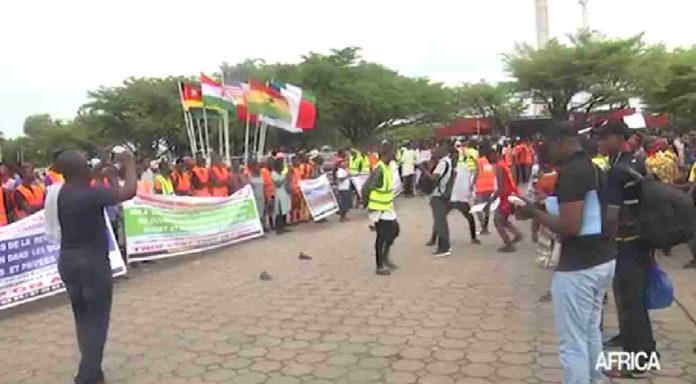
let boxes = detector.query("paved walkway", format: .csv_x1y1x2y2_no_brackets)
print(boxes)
1,197,696,384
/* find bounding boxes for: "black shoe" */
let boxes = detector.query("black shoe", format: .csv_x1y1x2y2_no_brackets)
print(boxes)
375,267,391,276
433,249,452,258
471,238,481,245
497,243,516,253
426,240,436,246
385,261,398,270
603,334,622,348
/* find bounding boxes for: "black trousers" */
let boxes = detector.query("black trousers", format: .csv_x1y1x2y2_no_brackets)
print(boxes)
375,220,399,269
275,214,286,233
403,175,414,196
429,200,477,245
613,246,656,354
430,197,451,252
59,253,113,384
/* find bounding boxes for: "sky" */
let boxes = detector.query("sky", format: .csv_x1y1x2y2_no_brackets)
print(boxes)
1,0,694,138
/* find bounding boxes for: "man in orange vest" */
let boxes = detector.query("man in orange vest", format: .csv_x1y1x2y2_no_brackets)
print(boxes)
13,163,45,220
472,147,497,235
171,159,192,196
210,154,231,197
191,154,211,197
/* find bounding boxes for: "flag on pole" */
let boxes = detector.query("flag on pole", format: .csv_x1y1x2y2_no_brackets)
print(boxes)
179,82,203,110
201,74,235,111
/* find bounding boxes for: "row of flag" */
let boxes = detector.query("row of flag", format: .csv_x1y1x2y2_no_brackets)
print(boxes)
179,74,317,132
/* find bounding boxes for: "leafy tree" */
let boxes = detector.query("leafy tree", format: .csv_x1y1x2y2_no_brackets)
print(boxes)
456,82,525,135
641,46,696,129
79,77,190,158
504,32,654,120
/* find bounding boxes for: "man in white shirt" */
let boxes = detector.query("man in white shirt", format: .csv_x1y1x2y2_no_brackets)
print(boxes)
335,160,352,222
400,144,417,196
420,143,454,257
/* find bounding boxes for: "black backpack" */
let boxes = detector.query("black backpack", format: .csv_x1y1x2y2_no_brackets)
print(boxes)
417,159,454,198
626,167,696,249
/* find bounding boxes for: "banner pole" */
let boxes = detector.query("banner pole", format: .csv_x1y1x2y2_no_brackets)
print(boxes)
203,108,211,162
195,115,205,158
187,111,198,155
224,110,230,165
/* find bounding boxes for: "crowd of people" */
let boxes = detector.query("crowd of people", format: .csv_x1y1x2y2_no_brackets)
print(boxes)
6,123,696,384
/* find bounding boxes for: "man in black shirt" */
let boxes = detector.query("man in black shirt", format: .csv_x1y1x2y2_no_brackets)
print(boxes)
518,122,617,384
597,121,657,378
56,150,137,384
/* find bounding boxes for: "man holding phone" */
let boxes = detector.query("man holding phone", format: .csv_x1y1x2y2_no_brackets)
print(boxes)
56,148,137,384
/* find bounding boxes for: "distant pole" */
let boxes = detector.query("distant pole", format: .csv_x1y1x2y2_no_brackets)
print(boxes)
578,0,589,31
535,0,549,48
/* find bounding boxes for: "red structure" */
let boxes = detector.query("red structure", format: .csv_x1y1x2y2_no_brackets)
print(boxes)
435,117,492,139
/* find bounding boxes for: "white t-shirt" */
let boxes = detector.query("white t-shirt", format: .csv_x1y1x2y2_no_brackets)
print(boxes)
336,168,351,191
450,167,472,202
401,149,417,176
431,156,452,198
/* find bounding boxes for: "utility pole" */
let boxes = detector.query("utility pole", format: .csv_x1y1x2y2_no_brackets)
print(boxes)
578,0,589,31
535,0,550,48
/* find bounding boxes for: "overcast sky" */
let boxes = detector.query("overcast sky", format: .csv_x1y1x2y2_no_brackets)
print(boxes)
1,0,693,137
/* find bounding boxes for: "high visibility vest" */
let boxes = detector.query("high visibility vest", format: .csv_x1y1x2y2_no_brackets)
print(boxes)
210,166,230,197
475,157,496,195
592,155,609,170
171,171,191,194
348,151,362,174
367,161,394,212
361,154,371,173
261,168,275,198
14,184,44,219
458,148,479,171
46,170,64,185
0,192,8,226
191,167,211,196
154,175,174,195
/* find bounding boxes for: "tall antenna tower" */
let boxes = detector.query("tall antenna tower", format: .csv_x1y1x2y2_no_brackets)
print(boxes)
578,0,589,31
535,0,550,48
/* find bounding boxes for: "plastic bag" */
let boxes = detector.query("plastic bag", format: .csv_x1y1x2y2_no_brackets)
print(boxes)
645,265,674,310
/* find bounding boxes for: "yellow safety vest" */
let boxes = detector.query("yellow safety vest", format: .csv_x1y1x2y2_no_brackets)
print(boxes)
459,147,479,171
349,150,362,174
368,161,394,211
592,155,609,170
155,175,174,195
360,154,371,173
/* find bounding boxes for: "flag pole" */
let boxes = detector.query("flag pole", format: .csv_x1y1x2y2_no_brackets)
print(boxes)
223,110,230,165
243,77,251,166
195,115,205,157
252,120,259,158
187,111,198,155
203,108,211,162
178,81,196,156
257,122,268,158
218,116,223,156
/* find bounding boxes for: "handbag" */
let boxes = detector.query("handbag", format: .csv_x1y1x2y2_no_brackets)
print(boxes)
645,264,674,310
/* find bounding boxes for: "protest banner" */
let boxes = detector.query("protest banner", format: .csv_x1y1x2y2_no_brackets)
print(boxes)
123,185,263,261
349,173,370,199
0,212,125,311
299,174,339,221
391,161,403,196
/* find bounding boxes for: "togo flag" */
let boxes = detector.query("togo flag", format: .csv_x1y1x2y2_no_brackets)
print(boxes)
201,74,235,111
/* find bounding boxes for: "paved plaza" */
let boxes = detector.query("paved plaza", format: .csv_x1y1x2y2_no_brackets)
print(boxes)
1,197,696,384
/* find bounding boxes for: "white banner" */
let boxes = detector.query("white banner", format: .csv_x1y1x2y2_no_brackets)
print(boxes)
123,185,263,261
0,212,125,311
299,174,339,221
350,173,370,199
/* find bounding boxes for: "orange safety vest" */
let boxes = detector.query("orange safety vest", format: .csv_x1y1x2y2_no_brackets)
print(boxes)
0,192,8,226
368,152,379,170
14,185,45,220
137,179,152,195
46,170,64,185
191,167,211,197
210,166,230,197
475,157,496,195
171,171,192,195
261,168,274,199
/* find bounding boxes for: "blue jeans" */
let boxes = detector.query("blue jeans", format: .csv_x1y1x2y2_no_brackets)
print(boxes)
552,259,616,384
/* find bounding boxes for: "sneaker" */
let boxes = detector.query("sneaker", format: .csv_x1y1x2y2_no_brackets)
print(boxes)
684,260,696,269
471,238,482,245
497,243,516,253
375,267,391,276
433,249,452,258
603,334,622,348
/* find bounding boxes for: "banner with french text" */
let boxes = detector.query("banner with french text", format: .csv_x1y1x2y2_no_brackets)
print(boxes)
0,212,125,311
123,185,263,261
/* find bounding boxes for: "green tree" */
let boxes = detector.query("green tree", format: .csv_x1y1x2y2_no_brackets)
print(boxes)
456,82,525,135
505,32,654,120
79,77,190,158
640,46,696,129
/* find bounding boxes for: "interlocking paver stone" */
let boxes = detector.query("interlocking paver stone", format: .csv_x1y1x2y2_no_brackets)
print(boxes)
4,198,696,384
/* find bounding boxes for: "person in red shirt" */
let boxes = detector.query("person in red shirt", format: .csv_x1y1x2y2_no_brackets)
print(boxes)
483,146,523,252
